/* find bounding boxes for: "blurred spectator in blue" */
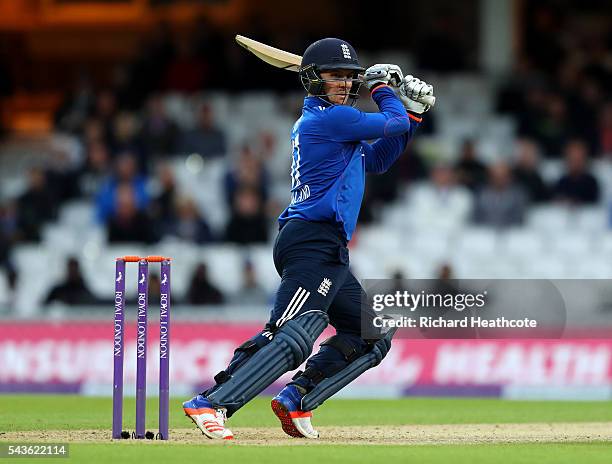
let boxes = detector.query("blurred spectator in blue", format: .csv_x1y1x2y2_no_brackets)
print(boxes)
512,138,550,203
554,140,600,205
107,183,156,243
165,196,213,244
454,139,487,192
178,103,226,158
224,145,268,207
409,163,472,231
79,140,112,198
54,72,95,134
474,162,527,228
186,262,224,305
16,167,58,241
140,94,179,159
96,153,149,223
229,260,268,306
44,257,98,306
224,187,268,244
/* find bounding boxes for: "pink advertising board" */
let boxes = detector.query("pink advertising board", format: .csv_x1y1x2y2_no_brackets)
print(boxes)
1,322,611,396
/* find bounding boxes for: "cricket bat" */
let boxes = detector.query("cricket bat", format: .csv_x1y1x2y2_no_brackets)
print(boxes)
235,34,435,107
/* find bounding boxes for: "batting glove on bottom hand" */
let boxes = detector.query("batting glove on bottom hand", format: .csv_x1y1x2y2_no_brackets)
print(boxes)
363,64,404,90
399,75,434,114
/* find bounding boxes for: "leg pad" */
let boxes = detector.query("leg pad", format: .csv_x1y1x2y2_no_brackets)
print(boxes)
207,311,328,416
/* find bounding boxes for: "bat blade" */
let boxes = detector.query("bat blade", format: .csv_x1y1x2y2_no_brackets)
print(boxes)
235,35,301,71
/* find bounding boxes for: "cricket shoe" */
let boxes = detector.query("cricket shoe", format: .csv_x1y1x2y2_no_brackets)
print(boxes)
183,394,233,440
271,385,319,439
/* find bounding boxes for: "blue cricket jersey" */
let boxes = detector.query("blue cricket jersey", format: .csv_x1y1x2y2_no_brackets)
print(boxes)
278,85,420,241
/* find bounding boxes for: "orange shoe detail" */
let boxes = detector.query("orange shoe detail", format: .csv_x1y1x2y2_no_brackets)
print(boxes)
271,399,305,438
289,410,312,419
183,407,216,415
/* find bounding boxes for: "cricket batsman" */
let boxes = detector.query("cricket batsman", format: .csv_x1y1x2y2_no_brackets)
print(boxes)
183,37,434,439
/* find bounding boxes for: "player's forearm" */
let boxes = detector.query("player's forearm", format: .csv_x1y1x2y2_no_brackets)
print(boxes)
370,85,410,119
364,129,413,174
326,87,412,142
364,102,422,173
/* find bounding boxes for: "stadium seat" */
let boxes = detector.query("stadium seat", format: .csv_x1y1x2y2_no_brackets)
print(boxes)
576,207,608,232
58,200,95,229
501,228,545,256
200,245,243,294
12,245,64,313
527,205,571,232
549,230,593,255
455,227,499,257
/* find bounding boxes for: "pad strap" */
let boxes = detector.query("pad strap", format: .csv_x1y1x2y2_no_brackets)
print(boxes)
320,335,360,362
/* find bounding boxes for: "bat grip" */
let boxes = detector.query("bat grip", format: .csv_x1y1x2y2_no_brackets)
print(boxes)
363,79,436,108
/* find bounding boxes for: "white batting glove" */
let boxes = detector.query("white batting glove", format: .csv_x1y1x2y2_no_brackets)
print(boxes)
399,75,434,114
363,64,404,90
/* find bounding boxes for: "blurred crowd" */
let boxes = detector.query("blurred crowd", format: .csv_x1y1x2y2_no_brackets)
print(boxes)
362,2,611,229
0,101,274,239
41,256,269,308
361,136,604,232
497,4,611,158
0,2,611,307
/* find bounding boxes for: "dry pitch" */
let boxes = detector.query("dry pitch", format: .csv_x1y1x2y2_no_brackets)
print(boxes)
3,422,612,446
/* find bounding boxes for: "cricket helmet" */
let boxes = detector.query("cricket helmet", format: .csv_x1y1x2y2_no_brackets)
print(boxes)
299,38,365,105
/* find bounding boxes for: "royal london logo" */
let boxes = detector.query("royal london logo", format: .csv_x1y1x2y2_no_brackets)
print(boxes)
318,278,332,296
341,44,351,59
116,272,123,283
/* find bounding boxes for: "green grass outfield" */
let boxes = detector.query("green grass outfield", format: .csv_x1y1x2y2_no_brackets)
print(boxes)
1,395,611,463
